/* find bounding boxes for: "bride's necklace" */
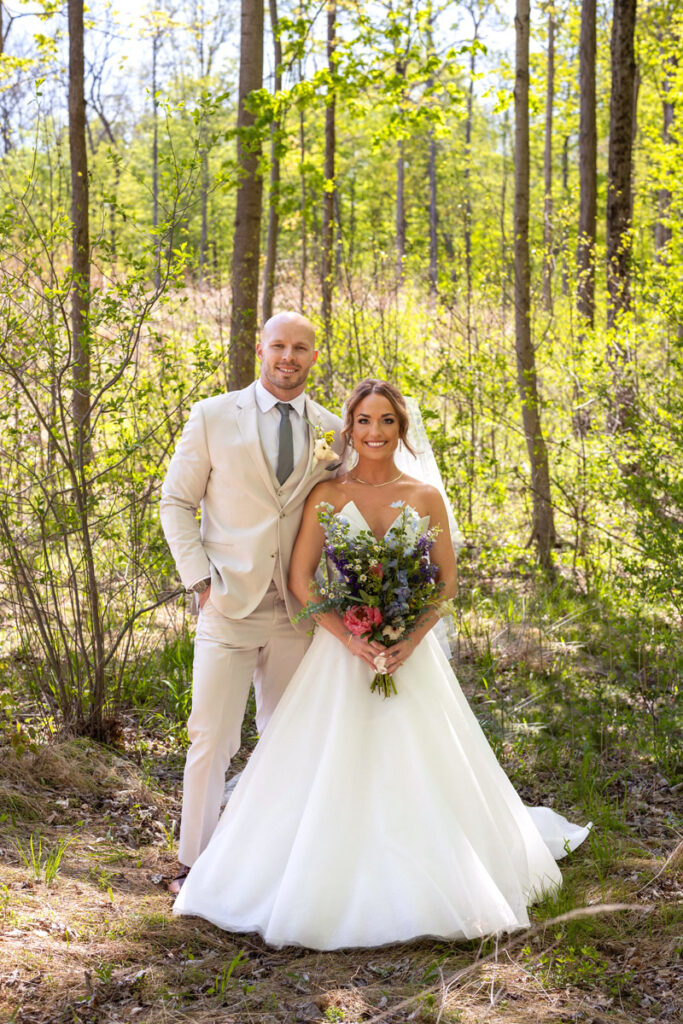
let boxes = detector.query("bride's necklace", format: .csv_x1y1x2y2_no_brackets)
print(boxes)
350,471,404,488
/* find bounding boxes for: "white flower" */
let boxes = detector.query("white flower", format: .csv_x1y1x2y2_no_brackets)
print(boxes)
313,438,337,463
382,624,405,641
360,574,367,581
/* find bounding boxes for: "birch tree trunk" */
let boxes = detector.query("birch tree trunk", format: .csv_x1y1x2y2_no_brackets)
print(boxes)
514,0,556,568
229,0,264,390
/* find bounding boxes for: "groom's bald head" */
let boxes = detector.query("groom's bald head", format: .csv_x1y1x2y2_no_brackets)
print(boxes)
258,311,318,400
261,311,316,347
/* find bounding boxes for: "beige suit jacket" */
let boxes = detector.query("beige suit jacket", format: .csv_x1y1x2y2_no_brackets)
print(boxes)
159,382,343,626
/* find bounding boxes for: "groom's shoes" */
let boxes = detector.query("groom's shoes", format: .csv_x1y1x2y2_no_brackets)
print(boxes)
168,869,188,895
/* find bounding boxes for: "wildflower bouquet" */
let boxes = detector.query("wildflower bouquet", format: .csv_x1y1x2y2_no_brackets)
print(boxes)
296,501,443,697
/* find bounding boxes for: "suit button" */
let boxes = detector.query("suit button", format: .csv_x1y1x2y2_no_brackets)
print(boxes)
279,512,285,518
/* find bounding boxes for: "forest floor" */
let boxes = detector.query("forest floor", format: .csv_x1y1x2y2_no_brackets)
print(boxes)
1,574,682,1024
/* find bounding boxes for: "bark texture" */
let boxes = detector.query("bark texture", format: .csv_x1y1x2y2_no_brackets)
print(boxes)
321,1,336,352
655,52,676,255
577,0,597,324
606,0,638,430
68,0,90,439
262,0,282,321
514,0,556,568
229,0,264,390
542,11,555,312
428,130,438,297
395,132,406,279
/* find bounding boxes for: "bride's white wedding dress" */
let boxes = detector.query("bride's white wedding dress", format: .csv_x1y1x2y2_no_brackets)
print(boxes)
173,503,591,950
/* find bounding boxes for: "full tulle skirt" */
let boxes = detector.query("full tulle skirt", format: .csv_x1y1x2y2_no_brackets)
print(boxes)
173,630,590,950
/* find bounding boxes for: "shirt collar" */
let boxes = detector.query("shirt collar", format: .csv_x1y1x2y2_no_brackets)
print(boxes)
255,379,307,417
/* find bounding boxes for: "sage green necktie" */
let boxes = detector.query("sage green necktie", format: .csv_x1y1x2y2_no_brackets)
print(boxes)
276,402,294,484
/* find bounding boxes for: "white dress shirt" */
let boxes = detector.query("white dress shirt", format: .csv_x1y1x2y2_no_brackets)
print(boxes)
255,379,309,478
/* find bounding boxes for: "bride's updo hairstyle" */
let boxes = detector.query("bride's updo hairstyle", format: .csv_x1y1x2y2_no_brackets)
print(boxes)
341,379,416,457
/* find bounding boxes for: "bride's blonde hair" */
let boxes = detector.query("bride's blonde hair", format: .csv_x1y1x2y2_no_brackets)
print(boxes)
341,379,416,456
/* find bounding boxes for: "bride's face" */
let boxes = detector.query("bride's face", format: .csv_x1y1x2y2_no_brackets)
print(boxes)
352,394,400,458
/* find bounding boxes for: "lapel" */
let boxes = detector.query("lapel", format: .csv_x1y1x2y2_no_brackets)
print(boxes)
235,382,278,500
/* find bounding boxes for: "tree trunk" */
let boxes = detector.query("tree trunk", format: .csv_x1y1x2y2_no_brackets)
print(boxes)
395,59,406,283
542,10,554,312
577,0,596,325
464,46,475,330
561,132,569,296
655,52,675,255
69,0,106,738
514,0,556,568
198,145,209,283
606,0,637,431
427,10,438,299
500,107,509,321
298,91,307,311
396,138,406,281
68,0,90,443
262,0,282,321
152,30,161,290
0,4,12,153
321,1,336,361
428,130,437,298
229,0,264,390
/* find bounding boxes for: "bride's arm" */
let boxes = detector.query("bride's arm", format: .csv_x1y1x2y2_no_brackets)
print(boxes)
289,488,384,667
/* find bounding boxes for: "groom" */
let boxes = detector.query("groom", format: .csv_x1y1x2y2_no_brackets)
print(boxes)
160,312,343,892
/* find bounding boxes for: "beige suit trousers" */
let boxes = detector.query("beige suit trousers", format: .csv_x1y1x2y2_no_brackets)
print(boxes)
178,586,311,867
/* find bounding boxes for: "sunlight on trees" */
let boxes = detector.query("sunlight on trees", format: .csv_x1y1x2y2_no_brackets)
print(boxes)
0,0,681,732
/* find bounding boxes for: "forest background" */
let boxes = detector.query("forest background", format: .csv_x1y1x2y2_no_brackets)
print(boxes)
0,0,681,1022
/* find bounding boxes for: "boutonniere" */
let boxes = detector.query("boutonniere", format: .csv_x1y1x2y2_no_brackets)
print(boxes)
305,418,339,471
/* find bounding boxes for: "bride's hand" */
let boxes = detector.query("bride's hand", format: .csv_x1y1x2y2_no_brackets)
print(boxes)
379,636,418,673
345,633,385,668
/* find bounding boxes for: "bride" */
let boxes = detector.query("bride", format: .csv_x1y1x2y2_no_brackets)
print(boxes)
173,379,590,950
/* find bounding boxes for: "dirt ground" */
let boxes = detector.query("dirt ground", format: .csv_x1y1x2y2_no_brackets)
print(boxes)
1,723,681,1024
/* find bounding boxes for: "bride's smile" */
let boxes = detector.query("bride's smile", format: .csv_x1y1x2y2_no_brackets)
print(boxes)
351,394,400,466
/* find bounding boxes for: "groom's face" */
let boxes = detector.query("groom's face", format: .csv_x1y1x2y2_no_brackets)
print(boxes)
258,319,318,399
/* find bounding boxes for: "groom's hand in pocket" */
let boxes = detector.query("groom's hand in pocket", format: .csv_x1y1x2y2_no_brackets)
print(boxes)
198,585,212,609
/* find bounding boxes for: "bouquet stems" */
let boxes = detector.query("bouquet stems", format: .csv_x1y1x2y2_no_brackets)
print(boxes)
370,671,397,698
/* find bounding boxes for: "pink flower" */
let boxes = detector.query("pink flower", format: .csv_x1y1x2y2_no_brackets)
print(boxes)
343,605,383,636
369,562,384,579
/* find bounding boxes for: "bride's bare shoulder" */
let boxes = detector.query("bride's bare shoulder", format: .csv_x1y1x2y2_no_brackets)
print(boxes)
305,475,356,514
398,477,445,517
